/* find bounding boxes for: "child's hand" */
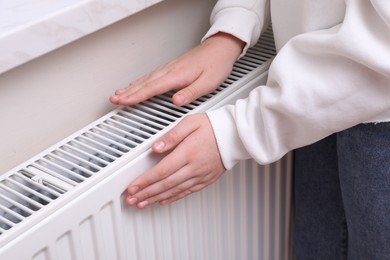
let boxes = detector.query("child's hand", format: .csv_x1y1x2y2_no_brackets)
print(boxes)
110,32,244,107
125,113,225,208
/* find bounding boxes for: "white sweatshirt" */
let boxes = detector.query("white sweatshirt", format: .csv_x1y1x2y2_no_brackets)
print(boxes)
203,0,390,169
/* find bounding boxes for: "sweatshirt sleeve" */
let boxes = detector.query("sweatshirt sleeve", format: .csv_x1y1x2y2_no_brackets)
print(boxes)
201,0,270,56
207,0,390,169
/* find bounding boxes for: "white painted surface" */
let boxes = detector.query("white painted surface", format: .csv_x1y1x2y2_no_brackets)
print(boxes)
0,0,216,174
0,0,164,73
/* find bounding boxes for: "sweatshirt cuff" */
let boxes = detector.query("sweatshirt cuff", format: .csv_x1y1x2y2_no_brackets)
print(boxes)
206,105,251,170
201,7,262,58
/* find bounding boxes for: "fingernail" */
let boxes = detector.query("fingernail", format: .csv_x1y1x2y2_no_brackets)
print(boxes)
128,186,139,195
174,94,185,106
138,201,149,208
126,197,138,206
154,141,165,151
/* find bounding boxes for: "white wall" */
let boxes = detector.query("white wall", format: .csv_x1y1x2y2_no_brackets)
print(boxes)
0,0,216,174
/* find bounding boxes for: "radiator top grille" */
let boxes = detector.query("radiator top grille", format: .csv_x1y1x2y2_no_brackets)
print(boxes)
0,28,275,237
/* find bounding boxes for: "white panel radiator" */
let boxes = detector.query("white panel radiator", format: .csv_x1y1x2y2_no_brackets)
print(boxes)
0,28,293,260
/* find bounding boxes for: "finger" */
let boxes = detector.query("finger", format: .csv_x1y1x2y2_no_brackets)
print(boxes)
110,81,163,106
130,175,200,209
152,116,199,154
112,75,153,97
131,66,203,99
113,64,203,106
133,176,209,209
171,71,227,106
109,66,168,105
127,162,197,206
121,67,169,95
172,76,222,106
121,64,172,94
130,161,220,208
159,190,193,206
159,183,206,206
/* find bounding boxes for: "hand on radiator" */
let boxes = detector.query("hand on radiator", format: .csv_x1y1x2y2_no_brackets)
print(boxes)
125,113,226,209
109,32,244,107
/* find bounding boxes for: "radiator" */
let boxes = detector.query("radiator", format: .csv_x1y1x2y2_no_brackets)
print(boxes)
0,28,293,260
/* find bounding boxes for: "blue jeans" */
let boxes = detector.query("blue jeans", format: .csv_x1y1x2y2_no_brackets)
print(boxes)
294,123,390,260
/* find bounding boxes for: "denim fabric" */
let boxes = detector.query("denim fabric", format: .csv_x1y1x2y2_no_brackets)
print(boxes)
293,123,390,260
